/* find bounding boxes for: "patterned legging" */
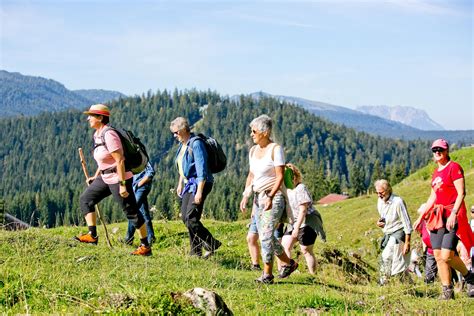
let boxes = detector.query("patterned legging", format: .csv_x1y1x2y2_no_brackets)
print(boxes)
254,192,285,263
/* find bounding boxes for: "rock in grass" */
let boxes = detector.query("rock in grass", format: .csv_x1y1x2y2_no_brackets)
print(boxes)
181,287,233,316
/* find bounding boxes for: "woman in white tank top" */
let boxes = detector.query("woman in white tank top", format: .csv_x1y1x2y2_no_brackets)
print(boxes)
239,114,298,284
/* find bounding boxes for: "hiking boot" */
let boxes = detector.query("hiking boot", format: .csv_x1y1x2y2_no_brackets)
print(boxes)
131,244,152,256
438,285,454,300
278,259,298,279
74,232,98,245
255,273,274,284
251,264,262,271
203,240,222,259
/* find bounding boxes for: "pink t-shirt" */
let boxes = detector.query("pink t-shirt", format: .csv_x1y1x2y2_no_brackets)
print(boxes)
93,127,132,185
431,161,464,206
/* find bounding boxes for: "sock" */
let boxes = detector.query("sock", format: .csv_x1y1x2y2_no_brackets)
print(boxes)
140,237,149,247
88,226,97,237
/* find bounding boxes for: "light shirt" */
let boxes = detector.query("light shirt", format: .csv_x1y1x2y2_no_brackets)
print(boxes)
287,183,317,230
93,127,132,185
249,143,285,193
177,144,188,183
377,193,413,235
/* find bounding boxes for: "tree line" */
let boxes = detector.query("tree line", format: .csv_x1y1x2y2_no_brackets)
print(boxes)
0,89,432,227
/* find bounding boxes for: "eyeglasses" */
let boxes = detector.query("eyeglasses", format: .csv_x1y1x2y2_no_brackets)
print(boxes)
172,130,180,136
250,129,259,134
377,190,385,197
432,147,445,153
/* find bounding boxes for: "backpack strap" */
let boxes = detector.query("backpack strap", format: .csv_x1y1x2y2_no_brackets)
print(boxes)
187,134,203,157
94,126,114,151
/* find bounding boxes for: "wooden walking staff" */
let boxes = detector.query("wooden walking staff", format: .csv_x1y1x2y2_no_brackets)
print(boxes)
78,148,113,249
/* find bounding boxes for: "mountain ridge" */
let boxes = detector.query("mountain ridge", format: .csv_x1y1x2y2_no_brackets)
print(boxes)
356,105,445,131
0,70,125,117
240,91,473,143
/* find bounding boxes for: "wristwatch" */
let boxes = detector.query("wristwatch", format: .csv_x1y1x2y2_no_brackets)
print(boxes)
119,180,127,186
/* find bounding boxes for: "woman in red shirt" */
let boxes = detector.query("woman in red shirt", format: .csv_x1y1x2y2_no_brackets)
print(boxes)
414,139,474,299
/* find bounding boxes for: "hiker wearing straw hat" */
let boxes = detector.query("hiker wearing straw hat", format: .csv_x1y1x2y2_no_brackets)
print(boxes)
75,104,152,256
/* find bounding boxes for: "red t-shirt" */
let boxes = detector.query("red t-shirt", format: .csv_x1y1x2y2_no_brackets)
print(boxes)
431,161,464,206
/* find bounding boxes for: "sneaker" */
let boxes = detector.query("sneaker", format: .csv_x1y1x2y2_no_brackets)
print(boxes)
278,259,298,279
203,240,222,259
467,283,474,298
74,232,98,245
438,285,454,300
255,273,274,284
131,244,152,256
251,264,262,271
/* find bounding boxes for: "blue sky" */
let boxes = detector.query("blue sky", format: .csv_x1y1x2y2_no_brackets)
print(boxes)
1,0,472,130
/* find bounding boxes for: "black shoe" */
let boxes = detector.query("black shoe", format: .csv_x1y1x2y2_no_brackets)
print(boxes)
464,271,474,284
279,259,298,279
255,273,274,284
251,264,262,271
203,240,222,259
467,283,474,298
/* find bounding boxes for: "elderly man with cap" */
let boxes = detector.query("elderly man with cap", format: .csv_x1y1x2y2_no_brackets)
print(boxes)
414,138,474,299
75,104,152,256
374,179,412,285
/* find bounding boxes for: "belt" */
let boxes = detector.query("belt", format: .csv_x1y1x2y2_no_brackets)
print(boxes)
101,166,117,175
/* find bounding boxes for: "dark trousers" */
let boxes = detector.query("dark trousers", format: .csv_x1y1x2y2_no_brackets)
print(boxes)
79,175,145,229
180,182,219,255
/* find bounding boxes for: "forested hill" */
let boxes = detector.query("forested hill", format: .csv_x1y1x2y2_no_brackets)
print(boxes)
1,89,434,227
0,70,124,117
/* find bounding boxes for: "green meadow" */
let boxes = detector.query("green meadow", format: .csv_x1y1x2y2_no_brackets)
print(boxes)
2,147,474,314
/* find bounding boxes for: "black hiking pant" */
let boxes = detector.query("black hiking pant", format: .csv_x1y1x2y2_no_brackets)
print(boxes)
79,175,145,229
180,182,220,256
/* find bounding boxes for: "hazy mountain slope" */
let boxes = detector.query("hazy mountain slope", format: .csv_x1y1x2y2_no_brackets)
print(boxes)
0,70,125,117
356,105,445,131
0,70,92,116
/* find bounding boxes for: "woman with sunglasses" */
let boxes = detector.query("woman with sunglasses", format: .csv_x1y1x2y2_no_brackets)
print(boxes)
170,117,221,258
239,114,298,284
413,139,474,299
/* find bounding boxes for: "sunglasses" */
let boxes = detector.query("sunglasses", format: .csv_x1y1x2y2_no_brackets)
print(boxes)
432,147,445,153
250,129,259,134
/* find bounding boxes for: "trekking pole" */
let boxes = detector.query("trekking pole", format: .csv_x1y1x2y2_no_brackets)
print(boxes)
78,148,113,249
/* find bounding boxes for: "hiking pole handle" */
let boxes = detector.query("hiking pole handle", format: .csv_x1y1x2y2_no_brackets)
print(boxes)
78,148,90,180
78,148,113,249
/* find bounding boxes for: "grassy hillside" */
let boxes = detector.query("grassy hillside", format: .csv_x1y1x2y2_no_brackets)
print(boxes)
2,147,474,314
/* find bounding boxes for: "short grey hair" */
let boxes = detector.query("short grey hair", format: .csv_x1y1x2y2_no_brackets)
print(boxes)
250,114,272,133
374,179,392,195
170,117,190,132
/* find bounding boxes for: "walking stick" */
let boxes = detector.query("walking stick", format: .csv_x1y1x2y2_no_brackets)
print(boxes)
78,148,113,249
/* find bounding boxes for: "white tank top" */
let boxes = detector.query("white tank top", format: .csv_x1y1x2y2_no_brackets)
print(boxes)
249,143,285,193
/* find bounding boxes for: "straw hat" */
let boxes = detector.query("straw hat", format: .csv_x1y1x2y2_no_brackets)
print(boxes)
83,104,110,116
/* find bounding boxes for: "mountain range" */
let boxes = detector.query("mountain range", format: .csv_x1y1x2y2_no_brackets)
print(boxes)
356,105,445,131
242,92,473,144
1,70,472,144
0,70,125,116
